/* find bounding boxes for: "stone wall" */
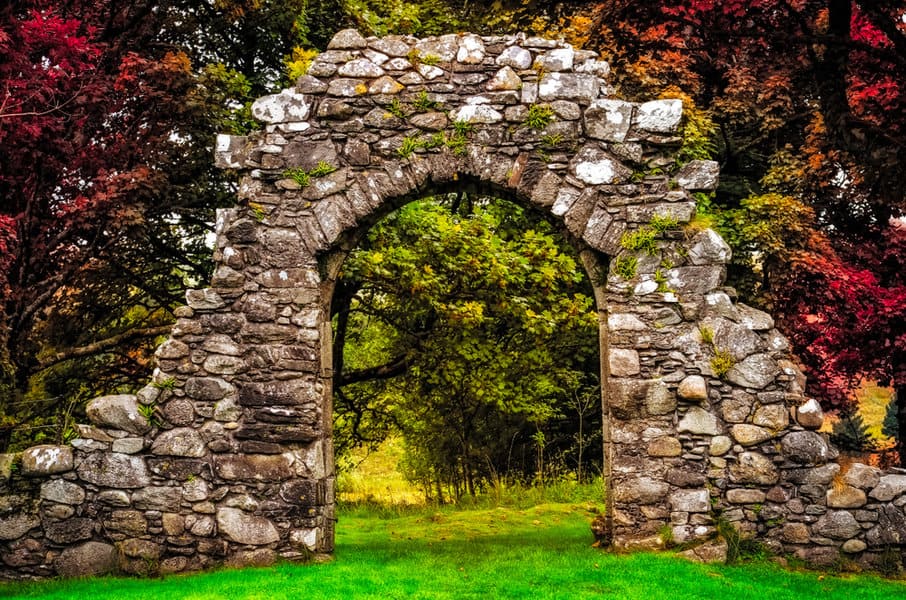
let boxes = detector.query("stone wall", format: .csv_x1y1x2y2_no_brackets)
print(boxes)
1,30,904,579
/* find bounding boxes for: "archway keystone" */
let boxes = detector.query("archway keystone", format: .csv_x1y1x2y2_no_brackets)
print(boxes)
1,30,905,578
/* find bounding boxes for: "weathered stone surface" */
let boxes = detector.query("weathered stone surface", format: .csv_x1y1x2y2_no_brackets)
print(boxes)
645,380,676,416
338,58,384,78
827,485,867,508
781,431,831,466
794,398,825,429
730,451,779,485
670,489,710,513
841,539,867,553
487,66,522,91
687,228,731,266
609,348,640,377
328,29,367,50
214,454,294,481
538,73,599,103
648,437,682,457
55,542,117,577
133,486,183,511
813,510,860,540
77,452,150,488
613,477,669,505
449,103,503,124
721,390,754,423
677,407,720,436
869,474,906,501
40,480,85,505
677,375,708,402
671,161,718,192
151,428,207,457
21,445,73,476
571,146,630,185
726,489,766,504
112,437,144,454
251,90,311,123
105,510,147,536
725,354,780,389
496,45,532,69
185,376,235,401
709,435,732,456
752,405,789,431
730,424,774,447
635,99,683,132
0,513,40,540
86,394,151,434
844,463,881,490
584,99,633,142
216,508,280,545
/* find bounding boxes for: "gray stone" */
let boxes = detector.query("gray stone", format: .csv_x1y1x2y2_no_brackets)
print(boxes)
841,539,867,553
338,58,384,78
677,375,708,402
0,513,40,540
449,103,503,124
457,34,485,63
487,66,522,91
214,454,294,481
78,452,150,488
105,510,147,536
737,303,774,330
677,407,719,436
97,490,131,506
86,394,151,434
729,451,779,485
151,427,207,457
162,398,195,427
21,445,73,475
813,510,860,540
843,463,881,490
726,489,766,504
752,405,789,430
709,435,732,456
613,477,670,505
133,486,183,511
721,390,754,423
55,542,117,578
536,47,573,71
782,522,811,543
645,380,676,416
687,229,732,266
584,99,634,142
609,348,640,377
635,99,683,132
251,90,311,123
869,474,906,501
40,479,85,505
410,111,449,131
730,424,774,447
570,146,630,185
496,45,532,69
328,29,368,50
675,160,719,190
216,508,280,545
827,485,867,508
726,354,780,389
185,376,235,401
112,437,145,454
155,338,189,359
781,431,831,466
670,489,710,513
794,398,825,429
538,73,599,103
648,437,682,457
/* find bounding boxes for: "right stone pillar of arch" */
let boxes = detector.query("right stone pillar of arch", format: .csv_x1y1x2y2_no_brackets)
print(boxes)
603,187,906,569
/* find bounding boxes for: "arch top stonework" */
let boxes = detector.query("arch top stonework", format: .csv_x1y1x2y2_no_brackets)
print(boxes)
2,30,906,579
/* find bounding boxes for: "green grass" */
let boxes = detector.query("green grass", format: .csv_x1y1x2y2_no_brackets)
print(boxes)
3,501,905,599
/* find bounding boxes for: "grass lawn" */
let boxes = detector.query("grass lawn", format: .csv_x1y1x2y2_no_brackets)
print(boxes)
2,500,905,599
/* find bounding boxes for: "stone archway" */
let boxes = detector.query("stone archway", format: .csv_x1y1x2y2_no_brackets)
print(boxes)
2,30,905,578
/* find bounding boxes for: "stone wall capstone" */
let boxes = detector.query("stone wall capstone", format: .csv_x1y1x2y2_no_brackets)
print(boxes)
1,29,905,579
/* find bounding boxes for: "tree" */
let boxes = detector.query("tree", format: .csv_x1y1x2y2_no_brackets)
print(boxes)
332,197,601,498
582,1,906,462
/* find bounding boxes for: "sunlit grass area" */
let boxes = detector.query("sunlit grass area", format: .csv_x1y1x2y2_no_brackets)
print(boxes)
4,501,906,600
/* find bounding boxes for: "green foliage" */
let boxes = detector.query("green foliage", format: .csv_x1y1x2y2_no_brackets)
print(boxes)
882,395,900,440
524,104,555,130
309,161,338,178
676,94,719,164
612,255,637,280
649,214,679,235
710,349,736,378
452,120,473,137
284,47,319,82
620,227,658,255
830,413,877,452
386,98,408,119
699,324,714,345
335,198,600,497
284,167,312,187
136,403,160,428
411,90,439,112
151,377,176,390
653,269,670,293
717,517,767,564
397,135,422,158
541,133,564,147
